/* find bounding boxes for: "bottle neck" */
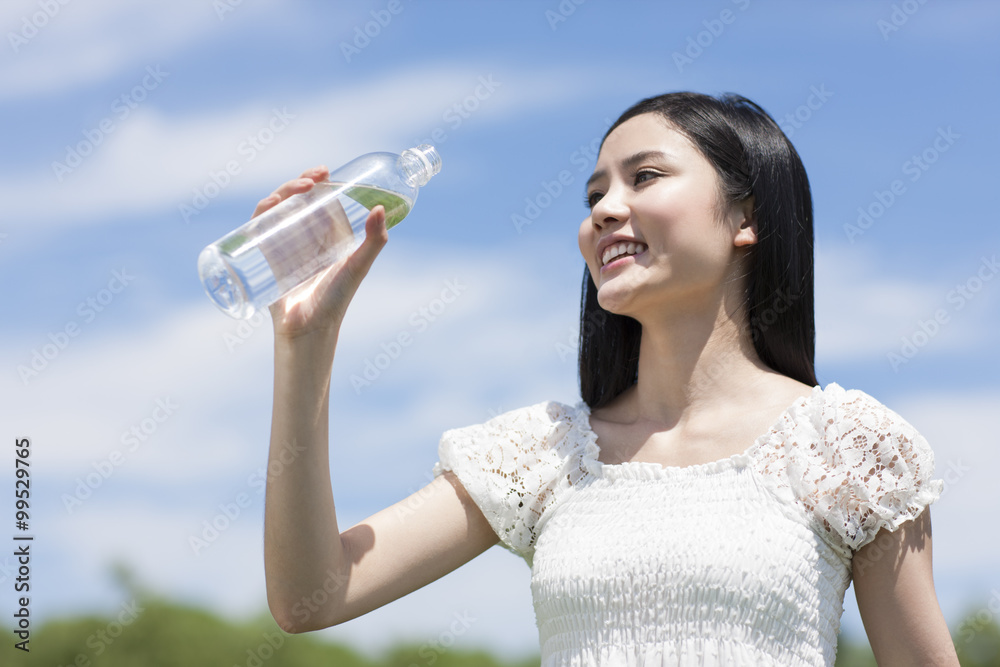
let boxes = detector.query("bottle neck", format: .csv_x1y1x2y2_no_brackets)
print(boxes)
400,145,441,187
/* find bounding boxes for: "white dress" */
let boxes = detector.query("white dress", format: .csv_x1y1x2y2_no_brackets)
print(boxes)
430,382,943,666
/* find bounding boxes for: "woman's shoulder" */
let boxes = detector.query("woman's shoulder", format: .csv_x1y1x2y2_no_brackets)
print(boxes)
432,397,594,562
763,380,941,478
761,380,943,552
436,397,593,474
790,381,927,443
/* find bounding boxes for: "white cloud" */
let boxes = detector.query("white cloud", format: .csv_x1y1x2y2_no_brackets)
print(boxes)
890,389,1000,575
0,0,223,98
815,242,998,364
5,58,595,236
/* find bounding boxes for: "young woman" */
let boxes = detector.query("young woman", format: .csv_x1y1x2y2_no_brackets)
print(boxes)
261,92,959,665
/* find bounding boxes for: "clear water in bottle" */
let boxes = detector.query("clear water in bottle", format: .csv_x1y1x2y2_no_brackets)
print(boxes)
199,183,412,319
198,144,439,319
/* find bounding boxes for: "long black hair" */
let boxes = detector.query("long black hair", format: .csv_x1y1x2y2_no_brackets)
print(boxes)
578,92,817,409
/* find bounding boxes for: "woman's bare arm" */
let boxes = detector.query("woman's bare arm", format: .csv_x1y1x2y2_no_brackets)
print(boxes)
259,167,500,633
853,508,959,665
264,330,499,633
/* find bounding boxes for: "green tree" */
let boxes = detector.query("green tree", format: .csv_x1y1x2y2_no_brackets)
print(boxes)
954,598,1000,667
835,631,878,667
5,591,540,667
835,603,1000,667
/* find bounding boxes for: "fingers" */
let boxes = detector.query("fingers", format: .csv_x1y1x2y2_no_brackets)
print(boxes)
300,165,329,181
363,205,389,248
294,205,387,325
336,206,388,289
350,205,388,273
252,165,329,218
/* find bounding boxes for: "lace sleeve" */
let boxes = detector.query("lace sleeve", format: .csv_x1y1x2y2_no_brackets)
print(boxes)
431,401,577,562
788,385,944,553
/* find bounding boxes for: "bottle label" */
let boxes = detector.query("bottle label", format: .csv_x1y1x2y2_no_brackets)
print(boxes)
257,196,355,291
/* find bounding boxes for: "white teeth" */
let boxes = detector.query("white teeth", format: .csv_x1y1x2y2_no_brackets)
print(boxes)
602,242,647,266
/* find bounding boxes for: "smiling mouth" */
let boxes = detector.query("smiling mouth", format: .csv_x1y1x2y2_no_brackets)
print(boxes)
601,241,648,267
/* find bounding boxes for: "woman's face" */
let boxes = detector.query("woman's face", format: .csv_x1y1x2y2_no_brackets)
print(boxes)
578,112,756,320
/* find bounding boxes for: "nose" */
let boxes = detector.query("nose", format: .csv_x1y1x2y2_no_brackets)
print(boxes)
589,187,628,230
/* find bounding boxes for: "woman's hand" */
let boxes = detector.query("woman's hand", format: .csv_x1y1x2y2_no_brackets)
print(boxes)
256,165,389,341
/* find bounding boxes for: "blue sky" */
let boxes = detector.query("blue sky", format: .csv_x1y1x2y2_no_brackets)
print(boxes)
1,0,998,659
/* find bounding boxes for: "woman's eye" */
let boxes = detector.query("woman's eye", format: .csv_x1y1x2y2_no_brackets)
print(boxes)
634,170,659,185
585,192,603,209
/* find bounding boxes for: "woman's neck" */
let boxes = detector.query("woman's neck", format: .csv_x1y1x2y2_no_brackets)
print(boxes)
620,298,775,428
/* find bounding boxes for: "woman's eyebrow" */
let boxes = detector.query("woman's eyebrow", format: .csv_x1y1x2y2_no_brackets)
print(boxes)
585,150,673,191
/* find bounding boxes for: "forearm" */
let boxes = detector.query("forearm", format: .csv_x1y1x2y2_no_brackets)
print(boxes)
263,330,349,629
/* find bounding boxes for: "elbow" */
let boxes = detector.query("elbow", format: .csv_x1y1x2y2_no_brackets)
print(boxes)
265,551,353,633
269,606,315,635
267,598,342,634
267,600,304,634
270,613,301,635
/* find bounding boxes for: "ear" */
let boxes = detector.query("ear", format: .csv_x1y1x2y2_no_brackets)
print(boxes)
732,197,757,248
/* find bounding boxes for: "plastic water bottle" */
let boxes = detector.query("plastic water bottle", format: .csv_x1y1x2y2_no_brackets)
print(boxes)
198,144,441,319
